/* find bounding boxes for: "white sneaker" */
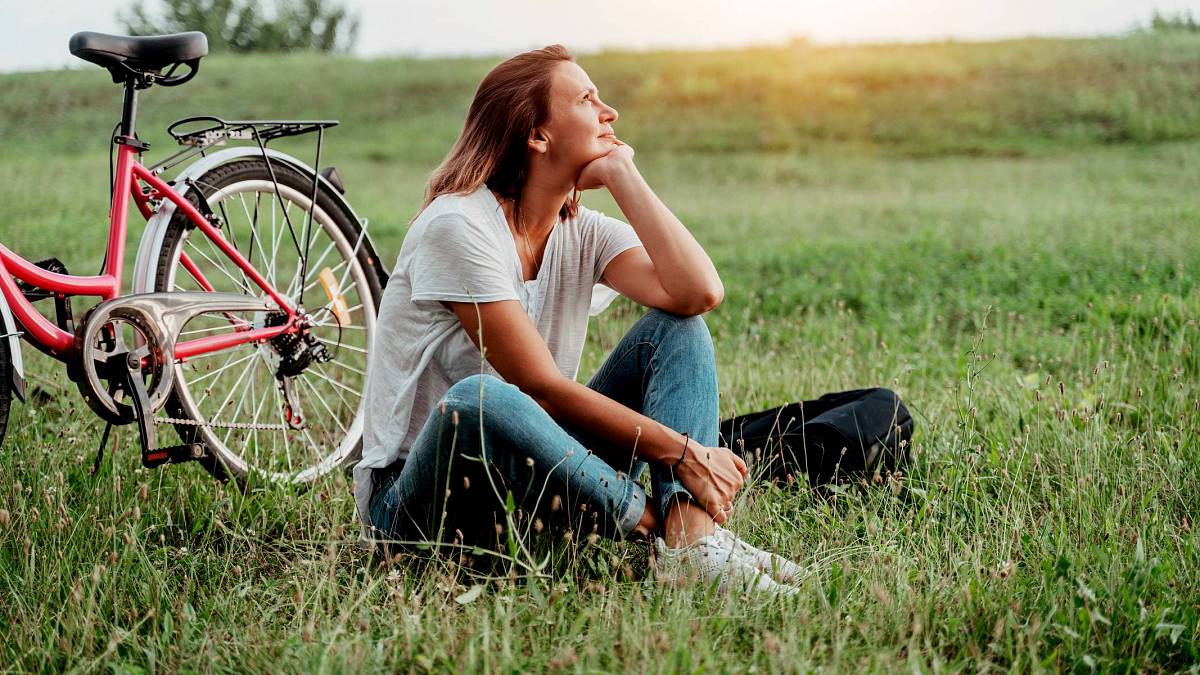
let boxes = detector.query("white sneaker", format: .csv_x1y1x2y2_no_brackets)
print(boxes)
712,525,807,584
653,534,800,598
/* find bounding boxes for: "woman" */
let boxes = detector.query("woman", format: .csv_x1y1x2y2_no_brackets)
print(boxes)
354,45,804,596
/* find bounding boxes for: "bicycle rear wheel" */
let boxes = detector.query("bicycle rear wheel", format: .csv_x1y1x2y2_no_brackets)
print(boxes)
0,336,11,448
152,158,384,484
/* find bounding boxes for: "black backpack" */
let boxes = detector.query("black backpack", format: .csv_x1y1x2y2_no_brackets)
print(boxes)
719,388,914,490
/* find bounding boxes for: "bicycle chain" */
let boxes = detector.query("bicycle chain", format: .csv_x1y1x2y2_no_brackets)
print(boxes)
154,416,290,431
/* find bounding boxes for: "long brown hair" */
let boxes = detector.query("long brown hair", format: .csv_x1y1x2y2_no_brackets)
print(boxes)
413,44,580,226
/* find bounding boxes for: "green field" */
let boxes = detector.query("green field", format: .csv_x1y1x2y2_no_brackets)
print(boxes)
1,34,1198,671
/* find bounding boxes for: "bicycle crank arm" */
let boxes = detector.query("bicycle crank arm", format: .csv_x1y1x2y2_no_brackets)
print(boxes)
112,348,206,468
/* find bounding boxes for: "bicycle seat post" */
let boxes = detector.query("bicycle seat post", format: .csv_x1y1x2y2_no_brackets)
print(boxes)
120,78,139,138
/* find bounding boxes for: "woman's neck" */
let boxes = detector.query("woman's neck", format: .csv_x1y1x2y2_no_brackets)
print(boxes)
502,171,574,238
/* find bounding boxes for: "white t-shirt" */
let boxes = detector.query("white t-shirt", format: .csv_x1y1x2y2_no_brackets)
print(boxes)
352,184,644,532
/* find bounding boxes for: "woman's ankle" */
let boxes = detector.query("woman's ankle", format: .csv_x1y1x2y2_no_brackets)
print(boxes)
662,496,716,549
630,502,661,540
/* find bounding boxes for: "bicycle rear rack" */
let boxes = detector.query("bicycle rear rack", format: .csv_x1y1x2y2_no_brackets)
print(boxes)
146,116,340,175
167,115,338,147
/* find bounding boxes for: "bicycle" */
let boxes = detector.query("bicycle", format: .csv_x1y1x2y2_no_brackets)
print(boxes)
0,30,388,485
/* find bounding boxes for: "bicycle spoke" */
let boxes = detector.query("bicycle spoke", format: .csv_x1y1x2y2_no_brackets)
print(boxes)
236,192,265,273
313,320,366,332
212,196,254,291
268,196,286,289
179,321,250,338
187,351,256,387
311,301,364,328
313,336,366,354
207,355,259,424
249,358,273,462
306,363,360,403
301,257,345,297
186,237,253,295
220,367,257,441
269,377,295,473
297,376,349,435
224,356,270,451
318,356,365,378
298,240,339,289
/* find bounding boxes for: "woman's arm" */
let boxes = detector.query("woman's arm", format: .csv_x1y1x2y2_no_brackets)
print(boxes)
579,142,724,315
445,298,745,523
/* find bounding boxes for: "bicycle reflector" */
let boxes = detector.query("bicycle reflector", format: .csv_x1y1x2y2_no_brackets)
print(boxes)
318,267,351,327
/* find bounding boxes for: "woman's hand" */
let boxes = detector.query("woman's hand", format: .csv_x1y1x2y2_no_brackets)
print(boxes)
575,136,636,191
671,442,749,525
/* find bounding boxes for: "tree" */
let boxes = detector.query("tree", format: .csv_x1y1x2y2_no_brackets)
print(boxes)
1147,9,1199,34
118,0,360,54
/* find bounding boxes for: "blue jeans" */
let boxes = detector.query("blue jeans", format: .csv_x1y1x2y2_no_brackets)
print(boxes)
368,308,720,556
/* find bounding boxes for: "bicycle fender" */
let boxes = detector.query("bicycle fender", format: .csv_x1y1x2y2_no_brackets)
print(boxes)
0,286,27,402
132,146,389,295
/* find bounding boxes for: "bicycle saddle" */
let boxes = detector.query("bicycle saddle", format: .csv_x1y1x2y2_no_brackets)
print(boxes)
69,31,208,74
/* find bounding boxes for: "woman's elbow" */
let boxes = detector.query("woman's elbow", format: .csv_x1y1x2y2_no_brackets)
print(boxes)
689,285,724,315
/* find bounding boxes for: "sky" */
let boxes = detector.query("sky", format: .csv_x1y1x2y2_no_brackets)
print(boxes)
3,0,1197,73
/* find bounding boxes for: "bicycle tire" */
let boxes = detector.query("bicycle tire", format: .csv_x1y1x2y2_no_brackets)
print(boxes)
152,158,384,485
0,336,10,448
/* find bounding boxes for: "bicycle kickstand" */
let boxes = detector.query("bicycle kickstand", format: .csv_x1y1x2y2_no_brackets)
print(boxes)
111,350,206,469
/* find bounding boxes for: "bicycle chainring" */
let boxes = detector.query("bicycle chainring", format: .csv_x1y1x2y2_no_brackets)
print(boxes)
74,306,172,425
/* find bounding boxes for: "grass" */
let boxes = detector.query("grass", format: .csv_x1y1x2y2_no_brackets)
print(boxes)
0,34,1198,671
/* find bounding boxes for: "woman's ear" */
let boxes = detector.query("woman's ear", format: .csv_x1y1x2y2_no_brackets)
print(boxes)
527,127,549,155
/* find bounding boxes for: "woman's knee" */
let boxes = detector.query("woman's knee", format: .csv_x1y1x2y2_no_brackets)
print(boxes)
439,373,540,431
442,373,511,412
646,308,714,353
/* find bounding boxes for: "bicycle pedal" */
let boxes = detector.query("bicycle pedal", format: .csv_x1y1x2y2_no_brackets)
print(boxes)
142,442,206,468
15,257,70,301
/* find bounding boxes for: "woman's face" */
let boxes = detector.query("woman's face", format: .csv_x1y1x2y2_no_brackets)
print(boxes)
539,61,619,169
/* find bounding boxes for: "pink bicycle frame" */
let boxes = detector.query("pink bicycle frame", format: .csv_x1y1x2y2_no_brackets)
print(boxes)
0,142,299,362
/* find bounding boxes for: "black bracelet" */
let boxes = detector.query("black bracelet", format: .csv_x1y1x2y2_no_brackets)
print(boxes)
672,433,690,469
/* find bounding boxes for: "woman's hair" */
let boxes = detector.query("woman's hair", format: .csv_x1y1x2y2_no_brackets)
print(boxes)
414,44,580,225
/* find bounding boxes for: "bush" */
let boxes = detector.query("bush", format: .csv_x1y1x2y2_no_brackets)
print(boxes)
118,0,359,53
